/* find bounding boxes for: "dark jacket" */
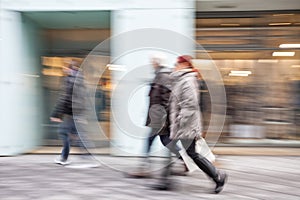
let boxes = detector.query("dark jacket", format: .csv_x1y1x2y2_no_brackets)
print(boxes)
146,66,172,134
51,69,86,119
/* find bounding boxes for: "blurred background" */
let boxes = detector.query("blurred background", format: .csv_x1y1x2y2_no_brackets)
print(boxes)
1,0,300,155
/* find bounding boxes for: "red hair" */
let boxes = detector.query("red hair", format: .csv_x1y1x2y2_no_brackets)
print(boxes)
177,55,193,67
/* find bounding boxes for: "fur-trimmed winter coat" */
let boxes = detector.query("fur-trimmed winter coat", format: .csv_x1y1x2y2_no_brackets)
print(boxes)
169,69,203,139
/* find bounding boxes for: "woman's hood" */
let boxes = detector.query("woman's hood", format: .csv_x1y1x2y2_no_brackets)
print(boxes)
171,69,198,81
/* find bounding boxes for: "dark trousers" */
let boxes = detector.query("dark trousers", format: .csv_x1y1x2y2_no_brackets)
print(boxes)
162,138,218,181
146,133,181,158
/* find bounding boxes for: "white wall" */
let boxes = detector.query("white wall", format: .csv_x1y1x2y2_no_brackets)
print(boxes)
2,0,193,11
110,0,195,156
0,0,195,156
0,10,43,155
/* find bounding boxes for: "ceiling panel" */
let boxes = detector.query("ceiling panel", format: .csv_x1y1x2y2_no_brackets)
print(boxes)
23,11,110,29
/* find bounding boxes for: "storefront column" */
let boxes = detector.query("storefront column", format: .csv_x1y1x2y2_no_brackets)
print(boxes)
0,10,42,155
110,0,195,156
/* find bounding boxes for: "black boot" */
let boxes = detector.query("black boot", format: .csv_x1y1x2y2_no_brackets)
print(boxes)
192,156,227,193
192,156,218,179
214,171,228,194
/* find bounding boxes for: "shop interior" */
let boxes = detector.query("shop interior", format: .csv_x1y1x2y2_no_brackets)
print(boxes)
23,10,300,147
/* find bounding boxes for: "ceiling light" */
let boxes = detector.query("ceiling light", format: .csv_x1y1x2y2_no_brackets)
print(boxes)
272,14,294,16
229,73,249,77
21,74,40,78
230,70,252,75
272,52,295,56
291,65,300,68
269,22,292,26
229,70,252,77
258,59,279,63
107,64,126,71
279,44,300,48
220,23,240,26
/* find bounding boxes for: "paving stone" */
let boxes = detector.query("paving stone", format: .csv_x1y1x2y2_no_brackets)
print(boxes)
0,155,299,199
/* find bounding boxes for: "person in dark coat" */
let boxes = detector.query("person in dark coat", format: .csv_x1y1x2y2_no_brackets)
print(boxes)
50,61,86,165
127,54,185,177
145,55,180,157
95,79,106,121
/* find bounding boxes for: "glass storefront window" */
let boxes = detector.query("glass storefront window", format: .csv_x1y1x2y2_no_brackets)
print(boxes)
196,11,300,146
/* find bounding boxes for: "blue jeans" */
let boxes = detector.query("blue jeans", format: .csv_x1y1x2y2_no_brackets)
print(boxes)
58,115,79,160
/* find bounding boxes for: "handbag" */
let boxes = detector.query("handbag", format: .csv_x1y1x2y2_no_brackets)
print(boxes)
195,137,216,163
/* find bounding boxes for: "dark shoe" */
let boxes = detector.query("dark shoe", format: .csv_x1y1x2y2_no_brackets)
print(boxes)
215,171,228,194
125,171,152,179
151,183,173,191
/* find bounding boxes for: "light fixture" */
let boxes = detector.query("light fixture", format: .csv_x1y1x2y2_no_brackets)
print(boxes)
291,65,300,68
107,64,127,71
230,70,252,75
269,22,292,26
258,59,279,63
272,14,294,16
229,73,249,77
229,70,252,77
272,52,295,56
21,74,40,78
279,44,300,48
220,23,240,26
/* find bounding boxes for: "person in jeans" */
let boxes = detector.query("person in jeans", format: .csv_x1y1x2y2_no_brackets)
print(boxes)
145,54,182,159
50,61,86,165
154,55,227,193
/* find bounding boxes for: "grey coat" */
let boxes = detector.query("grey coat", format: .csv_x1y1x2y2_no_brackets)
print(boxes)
169,69,203,139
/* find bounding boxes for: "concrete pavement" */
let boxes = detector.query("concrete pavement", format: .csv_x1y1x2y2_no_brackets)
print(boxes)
0,154,300,200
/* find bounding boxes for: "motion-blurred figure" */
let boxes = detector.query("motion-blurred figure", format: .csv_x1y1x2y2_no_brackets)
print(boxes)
95,79,106,121
50,61,87,165
295,80,300,131
127,53,186,177
155,55,227,193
